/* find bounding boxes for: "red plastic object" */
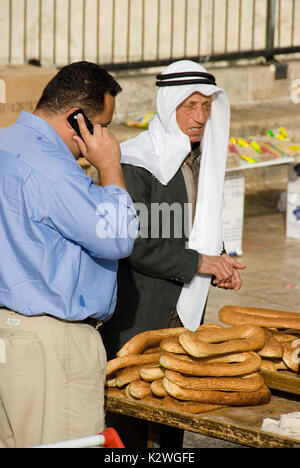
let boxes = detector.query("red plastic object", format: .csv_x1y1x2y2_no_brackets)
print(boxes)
101,428,125,448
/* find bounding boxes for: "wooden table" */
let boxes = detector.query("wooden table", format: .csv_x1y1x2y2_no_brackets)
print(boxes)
105,392,300,448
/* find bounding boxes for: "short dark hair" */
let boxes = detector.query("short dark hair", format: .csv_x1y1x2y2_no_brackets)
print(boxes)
35,61,122,118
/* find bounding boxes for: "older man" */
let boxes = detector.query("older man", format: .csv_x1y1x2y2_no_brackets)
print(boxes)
101,60,246,447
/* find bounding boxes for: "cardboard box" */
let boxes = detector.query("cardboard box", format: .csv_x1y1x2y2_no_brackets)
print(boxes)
286,191,300,239
222,171,245,256
286,163,300,239
0,64,57,128
287,163,300,195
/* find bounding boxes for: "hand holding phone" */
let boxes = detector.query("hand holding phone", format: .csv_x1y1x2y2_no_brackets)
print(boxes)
71,110,120,167
67,109,94,139
71,109,126,190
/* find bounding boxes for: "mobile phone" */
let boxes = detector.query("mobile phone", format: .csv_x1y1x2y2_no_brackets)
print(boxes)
67,109,94,138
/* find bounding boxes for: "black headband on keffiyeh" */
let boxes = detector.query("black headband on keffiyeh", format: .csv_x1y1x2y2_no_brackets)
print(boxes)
156,71,217,87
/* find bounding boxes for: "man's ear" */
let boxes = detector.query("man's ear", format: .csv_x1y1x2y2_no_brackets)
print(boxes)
65,108,80,129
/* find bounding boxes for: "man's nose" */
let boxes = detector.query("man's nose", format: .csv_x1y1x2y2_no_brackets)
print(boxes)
193,106,206,124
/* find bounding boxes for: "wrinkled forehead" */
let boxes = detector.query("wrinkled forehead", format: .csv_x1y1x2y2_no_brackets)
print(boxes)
178,91,212,106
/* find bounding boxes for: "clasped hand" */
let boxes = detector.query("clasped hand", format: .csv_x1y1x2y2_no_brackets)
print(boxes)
198,253,246,291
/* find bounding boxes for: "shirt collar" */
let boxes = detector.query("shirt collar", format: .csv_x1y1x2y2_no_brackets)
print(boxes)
16,111,76,163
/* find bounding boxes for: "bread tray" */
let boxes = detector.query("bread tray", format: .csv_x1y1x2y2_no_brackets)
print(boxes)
261,369,300,396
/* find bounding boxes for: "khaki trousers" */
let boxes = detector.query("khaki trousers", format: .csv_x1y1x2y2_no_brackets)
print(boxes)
0,308,107,448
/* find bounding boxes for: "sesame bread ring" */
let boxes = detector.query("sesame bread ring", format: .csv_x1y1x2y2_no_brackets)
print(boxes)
127,379,152,399
138,395,225,414
198,324,224,330
105,376,117,387
116,328,186,357
258,330,283,358
162,396,224,414
124,384,139,401
164,370,264,392
159,352,262,377
116,324,223,357
159,324,224,355
139,363,165,382
106,387,126,398
106,353,160,376
282,340,300,372
162,378,271,406
260,360,277,372
219,306,300,330
272,330,300,343
141,395,164,406
142,347,162,355
160,336,187,354
150,379,168,397
178,324,265,357
260,358,288,372
115,365,141,388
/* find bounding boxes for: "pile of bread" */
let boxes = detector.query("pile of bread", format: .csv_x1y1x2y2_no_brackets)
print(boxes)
219,306,300,374
105,306,300,414
104,306,291,412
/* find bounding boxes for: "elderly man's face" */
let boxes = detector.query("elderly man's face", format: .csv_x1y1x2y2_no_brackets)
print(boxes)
176,92,212,143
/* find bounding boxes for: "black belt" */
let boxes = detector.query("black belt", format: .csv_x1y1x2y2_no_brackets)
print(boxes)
83,317,103,330
1,307,103,330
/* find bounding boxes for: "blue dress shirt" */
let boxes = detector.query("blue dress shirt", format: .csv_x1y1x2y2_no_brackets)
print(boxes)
0,111,138,321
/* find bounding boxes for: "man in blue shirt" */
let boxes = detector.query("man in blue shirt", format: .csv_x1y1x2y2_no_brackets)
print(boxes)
0,61,138,448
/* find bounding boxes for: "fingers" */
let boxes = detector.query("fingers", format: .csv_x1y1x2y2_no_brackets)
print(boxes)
199,254,244,292
233,269,242,290
213,257,235,283
76,113,93,140
218,254,246,290
92,122,118,147
221,253,247,270
73,134,87,157
199,255,234,282
93,122,106,137
72,113,93,158
213,269,243,291
73,116,121,171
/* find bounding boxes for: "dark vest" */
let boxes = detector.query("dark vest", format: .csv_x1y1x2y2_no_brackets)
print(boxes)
100,164,199,359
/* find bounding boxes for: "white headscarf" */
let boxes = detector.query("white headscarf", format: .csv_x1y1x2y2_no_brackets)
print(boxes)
121,60,230,330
